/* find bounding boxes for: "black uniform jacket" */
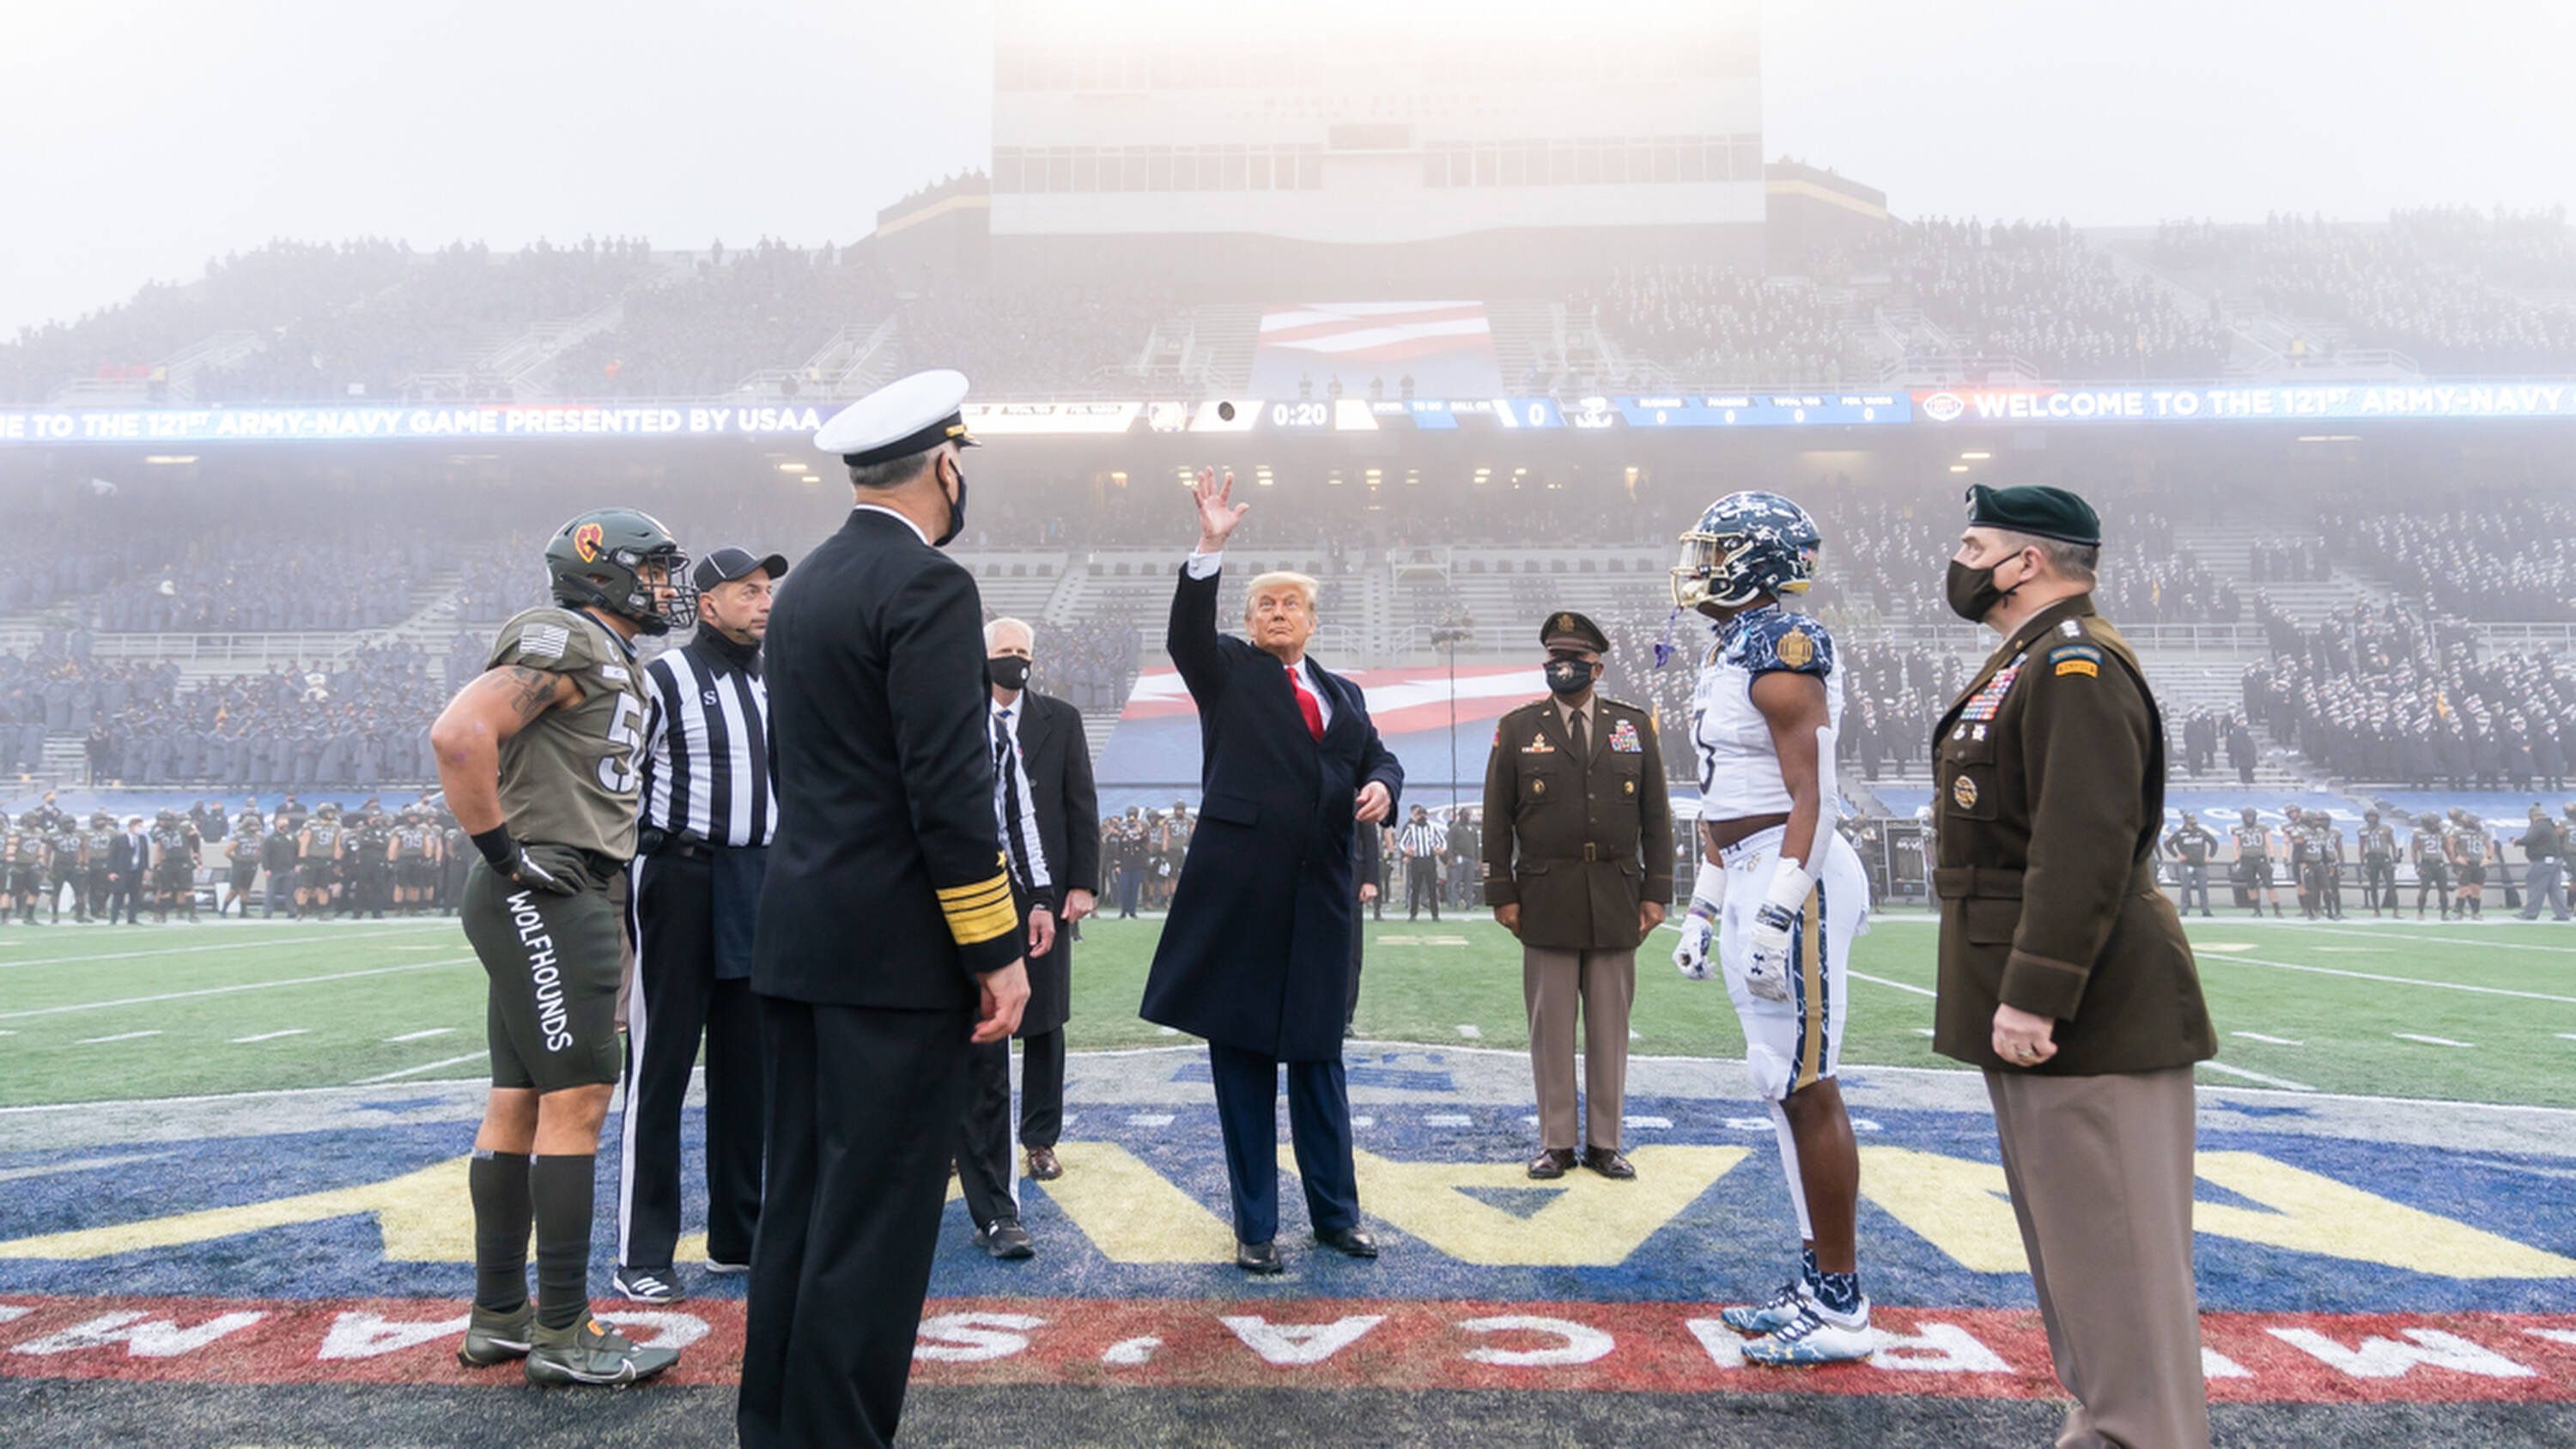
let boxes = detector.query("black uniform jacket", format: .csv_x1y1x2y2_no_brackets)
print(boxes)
753,507,1021,1008
1011,688,1098,1037
1929,594,2217,1076
1139,564,1403,1061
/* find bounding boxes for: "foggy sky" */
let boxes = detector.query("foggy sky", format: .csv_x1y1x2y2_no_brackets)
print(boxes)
6,0,2571,338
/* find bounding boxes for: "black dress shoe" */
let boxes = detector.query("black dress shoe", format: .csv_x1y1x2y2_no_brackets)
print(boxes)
1528,1148,1576,1180
1025,1146,1062,1181
1314,1226,1379,1259
1236,1240,1284,1274
981,1219,1035,1259
1582,1146,1636,1180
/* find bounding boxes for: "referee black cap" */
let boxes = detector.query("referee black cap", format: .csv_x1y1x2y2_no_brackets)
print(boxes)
693,546,789,592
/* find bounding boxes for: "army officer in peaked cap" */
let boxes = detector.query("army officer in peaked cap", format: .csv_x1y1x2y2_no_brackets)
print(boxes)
1481,610,1672,1180
742,369,1033,1449
1931,482,2217,1449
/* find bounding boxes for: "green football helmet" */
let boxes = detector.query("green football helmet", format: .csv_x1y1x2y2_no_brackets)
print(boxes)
544,507,695,635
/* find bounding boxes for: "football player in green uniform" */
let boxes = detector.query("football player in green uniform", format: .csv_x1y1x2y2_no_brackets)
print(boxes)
433,508,691,1386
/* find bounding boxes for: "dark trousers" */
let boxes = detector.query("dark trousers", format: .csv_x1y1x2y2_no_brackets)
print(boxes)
740,997,969,1449
1019,1028,1066,1149
106,871,140,924
619,851,765,1272
1115,865,1141,917
1205,1041,1359,1245
954,1036,1016,1232
1403,856,1439,918
2362,858,2398,912
2176,863,2210,914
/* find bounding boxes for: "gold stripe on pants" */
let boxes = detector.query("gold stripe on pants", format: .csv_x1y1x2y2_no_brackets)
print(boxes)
1985,1064,2210,1449
1522,946,1635,1152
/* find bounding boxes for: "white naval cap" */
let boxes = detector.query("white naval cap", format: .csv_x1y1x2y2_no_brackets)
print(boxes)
813,367,981,467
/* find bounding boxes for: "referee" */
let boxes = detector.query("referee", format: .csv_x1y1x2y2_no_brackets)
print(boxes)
613,546,784,1306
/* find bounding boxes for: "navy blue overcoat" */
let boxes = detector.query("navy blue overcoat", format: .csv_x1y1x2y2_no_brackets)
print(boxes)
1139,564,1403,1061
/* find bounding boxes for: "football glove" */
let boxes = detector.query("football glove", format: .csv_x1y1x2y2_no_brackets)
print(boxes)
1673,908,1716,979
1743,857,1817,1004
473,825,577,896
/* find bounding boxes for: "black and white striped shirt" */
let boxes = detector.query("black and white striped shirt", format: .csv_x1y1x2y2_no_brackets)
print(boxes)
1396,820,1447,858
638,637,777,847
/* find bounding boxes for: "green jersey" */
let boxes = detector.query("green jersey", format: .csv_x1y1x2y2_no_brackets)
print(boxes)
487,605,647,861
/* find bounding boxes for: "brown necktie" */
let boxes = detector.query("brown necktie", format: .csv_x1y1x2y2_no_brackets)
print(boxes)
1568,706,1587,761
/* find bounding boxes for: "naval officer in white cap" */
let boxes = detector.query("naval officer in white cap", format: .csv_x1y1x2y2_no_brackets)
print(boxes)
740,369,1033,1449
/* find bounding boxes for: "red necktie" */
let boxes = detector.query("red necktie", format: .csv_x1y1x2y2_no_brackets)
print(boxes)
1286,663,1324,742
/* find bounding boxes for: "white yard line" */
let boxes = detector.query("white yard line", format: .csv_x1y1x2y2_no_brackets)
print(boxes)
2394,1033,2475,1049
381,1028,456,1043
2231,1031,2304,1046
2202,953,2576,1005
2196,1060,2316,1092
0,959,475,1020
74,1029,164,1046
229,1029,312,1044
1850,970,1936,998
0,927,444,971
2300,924,2574,955
349,1052,485,1085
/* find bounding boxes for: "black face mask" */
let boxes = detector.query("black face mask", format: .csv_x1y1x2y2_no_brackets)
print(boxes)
933,457,967,548
1543,656,1595,697
1945,556,2021,623
987,655,1031,693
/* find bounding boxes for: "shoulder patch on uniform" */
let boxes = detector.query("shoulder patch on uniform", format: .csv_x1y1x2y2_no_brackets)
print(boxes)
1597,695,1643,713
2058,618,2083,637
598,663,629,683
519,622,569,660
1723,610,1834,678
2049,643,2101,664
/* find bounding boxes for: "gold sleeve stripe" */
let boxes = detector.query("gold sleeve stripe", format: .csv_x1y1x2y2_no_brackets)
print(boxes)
937,874,1012,906
945,897,1020,946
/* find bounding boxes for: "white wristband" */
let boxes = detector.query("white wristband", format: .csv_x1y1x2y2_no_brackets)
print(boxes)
1761,856,1819,917
1687,859,1727,918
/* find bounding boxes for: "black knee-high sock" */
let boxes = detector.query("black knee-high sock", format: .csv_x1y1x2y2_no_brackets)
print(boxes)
531,1155,596,1331
468,1149,532,1314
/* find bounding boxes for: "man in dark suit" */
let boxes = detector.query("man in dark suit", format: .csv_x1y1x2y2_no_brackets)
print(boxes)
742,370,1032,1449
983,617,1099,1186
1140,469,1403,1275
106,815,150,925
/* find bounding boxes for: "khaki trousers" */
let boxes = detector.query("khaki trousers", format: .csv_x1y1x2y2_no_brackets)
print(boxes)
1985,1064,2209,1449
1522,946,1634,1151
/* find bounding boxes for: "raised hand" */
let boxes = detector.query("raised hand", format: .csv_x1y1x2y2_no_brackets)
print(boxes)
1193,467,1248,552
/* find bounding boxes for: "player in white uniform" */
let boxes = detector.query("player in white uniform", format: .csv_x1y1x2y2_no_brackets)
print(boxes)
1668,490,1874,1365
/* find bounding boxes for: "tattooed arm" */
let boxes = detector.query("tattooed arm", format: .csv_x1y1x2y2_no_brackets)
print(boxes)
428,665,581,835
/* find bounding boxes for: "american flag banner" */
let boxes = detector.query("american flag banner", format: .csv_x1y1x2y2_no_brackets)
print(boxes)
1249,300,1504,397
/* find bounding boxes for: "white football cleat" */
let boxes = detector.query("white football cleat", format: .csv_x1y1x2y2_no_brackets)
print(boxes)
1741,1298,1874,1367
1719,1278,1811,1336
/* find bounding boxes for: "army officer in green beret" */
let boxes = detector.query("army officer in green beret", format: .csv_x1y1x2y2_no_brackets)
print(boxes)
1931,482,2217,1448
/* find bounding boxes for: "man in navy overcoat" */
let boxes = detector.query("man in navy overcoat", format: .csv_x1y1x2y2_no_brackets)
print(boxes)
1140,468,1403,1273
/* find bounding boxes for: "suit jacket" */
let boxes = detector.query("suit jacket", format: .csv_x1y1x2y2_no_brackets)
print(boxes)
1928,594,2216,1076
1006,688,1097,1035
1139,564,1403,1061
753,507,1021,1008
110,833,149,876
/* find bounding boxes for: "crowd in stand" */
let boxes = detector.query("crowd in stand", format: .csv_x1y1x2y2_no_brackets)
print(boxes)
1889,217,2231,379
1025,617,1145,713
2150,210,2576,373
2245,603,2573,789
1575,264,1850,386
2318,494,2576,621
555,239,890,399
93,529,442,633
85,645,447,789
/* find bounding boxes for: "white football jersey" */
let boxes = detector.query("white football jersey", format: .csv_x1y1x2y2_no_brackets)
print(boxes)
1690,605,1843,821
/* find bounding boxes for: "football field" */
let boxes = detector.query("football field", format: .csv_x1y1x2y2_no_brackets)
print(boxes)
4,909,2572,1110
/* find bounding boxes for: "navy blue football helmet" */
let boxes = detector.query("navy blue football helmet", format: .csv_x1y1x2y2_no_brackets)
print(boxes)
1670,490,1821,614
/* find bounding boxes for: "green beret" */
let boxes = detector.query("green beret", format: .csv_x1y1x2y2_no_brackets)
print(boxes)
1965,484,2101,547
1540,609,1610,652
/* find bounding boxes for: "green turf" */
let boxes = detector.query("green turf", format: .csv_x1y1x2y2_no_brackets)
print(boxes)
1,911,2571,1109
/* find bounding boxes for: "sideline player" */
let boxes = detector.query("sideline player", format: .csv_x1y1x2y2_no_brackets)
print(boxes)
2411,812,2454,919
2449,809,2488,919
431,507,694,1386
2230,808,2283,918
297,804,344,919
1667,490,1874,1365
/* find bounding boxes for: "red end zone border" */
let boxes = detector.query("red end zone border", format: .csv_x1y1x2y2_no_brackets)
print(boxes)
4,1295,2574,1403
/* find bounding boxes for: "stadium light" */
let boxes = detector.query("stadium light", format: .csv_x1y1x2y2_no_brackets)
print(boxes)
1948,464,1971,473
1959,451,1991,460
144,454,197,465
775,462,808,473
2297,433,2360,443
